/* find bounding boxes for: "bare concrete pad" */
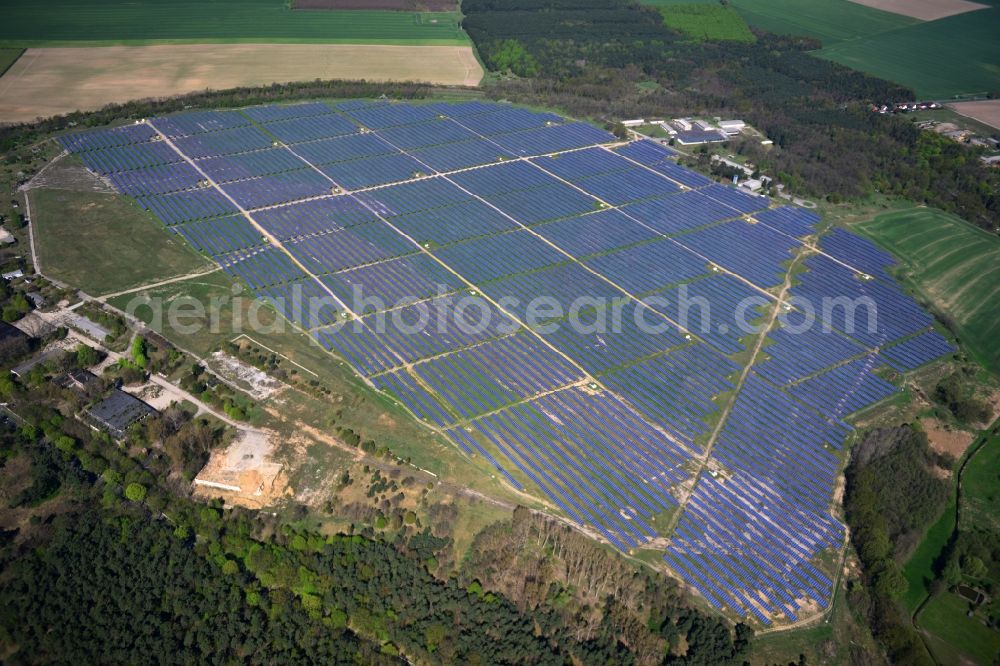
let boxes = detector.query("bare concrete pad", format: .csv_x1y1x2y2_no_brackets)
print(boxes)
0,43,483,123
194,429,287,508
209,350,288,401
847,0,988,20
950,99,1000,131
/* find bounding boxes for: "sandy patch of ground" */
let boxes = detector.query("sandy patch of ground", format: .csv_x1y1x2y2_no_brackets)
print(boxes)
27,159,115,194
0,44,483,123
847,0,988,21
123,382,179,412
11,312,56,338
194,429,287,508
791,597,821,617
921,417,975,458
209,350,287,401
950,100,1000,131
832,475,846,507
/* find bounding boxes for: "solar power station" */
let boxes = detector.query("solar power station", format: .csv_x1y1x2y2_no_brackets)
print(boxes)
61,100,954,625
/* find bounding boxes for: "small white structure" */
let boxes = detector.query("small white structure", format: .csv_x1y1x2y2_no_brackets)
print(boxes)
740,179,764,192
621,119,645,127
672,118,693,131
693,120,712,131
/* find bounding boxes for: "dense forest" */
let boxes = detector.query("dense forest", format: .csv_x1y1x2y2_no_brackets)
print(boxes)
844,426,950,664
0,506,398,665
462,0,1000,230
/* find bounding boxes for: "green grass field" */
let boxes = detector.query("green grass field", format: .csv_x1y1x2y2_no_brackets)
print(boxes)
902,496,955,613
0,0,469,47
649,2,755,42
749,575,885,666
31,187,212,296
641,0,999,99
903,434,1000,661
0,48,22,76
107,270,251,358
645,0,916,46
856,208,1000,374
962,433,1000,534
918,591,1000,665
817,6,1000,100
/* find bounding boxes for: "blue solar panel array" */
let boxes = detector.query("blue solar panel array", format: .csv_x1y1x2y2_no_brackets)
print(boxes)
373,369,457,427
788,357,898,418
791,254,933,347
536,301,687,375
674,219,799,288
174,215,263,257
79,140,185,174
622,190,739,235
754,206,821,238
651,274,770,354
60,99,957,626
480,262,622,323
602,345,738,448
880,330,954,372
585,240,709,295
448,387,691,550
321,253,463,308
412,333,582,419
755,323,867,386
533,209,659,258
433,231,565,284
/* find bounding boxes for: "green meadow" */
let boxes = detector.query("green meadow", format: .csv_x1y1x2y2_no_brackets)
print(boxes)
0,0,469,47
642,0,1000,98
857,207,1000,374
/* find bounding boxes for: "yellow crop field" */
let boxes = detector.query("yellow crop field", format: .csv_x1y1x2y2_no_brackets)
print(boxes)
0,44,482,123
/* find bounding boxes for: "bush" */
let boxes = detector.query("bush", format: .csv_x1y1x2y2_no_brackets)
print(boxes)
935,373,992,424
124,482,146,502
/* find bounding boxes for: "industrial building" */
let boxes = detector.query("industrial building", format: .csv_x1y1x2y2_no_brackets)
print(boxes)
718,120,746,135
86,388,157,439
675,129,729,145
